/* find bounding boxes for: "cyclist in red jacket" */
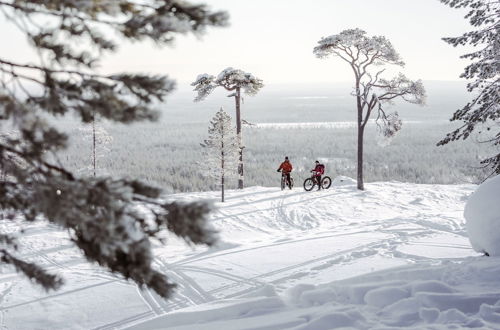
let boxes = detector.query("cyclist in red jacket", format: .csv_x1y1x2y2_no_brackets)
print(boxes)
277,156,293,189
311,160,325,190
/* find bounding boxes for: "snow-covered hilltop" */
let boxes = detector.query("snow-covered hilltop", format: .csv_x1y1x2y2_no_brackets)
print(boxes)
3,178,500,329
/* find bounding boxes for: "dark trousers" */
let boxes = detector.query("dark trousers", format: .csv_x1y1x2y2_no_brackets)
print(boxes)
314,175,322,189
284,172,291,188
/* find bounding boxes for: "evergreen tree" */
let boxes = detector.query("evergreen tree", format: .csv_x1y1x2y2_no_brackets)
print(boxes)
201,108,239,202
314,29,426,190
192,68,264,189
0,0,228,297
437,0,500,176
78,117,113,177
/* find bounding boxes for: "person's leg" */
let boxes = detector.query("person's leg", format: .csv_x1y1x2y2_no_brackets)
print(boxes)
287,173,292,189
317,175,322,190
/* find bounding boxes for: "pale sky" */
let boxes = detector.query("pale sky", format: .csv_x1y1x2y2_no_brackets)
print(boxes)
1,0,472,88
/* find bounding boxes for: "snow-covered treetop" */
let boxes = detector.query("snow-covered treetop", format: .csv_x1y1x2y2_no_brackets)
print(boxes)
313,28,404,67
203,107,238,147
314,28,426,143
209,107,232,136
192,67,264,102
216,67,264,95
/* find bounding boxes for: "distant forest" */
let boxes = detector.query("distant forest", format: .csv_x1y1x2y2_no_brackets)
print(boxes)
56,82,490,193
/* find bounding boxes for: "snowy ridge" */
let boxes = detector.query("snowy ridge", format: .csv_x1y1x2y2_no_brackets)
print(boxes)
2,178,497,329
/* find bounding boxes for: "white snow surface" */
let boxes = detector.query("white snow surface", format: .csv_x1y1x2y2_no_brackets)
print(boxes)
464,174,500,256
2,178,500,329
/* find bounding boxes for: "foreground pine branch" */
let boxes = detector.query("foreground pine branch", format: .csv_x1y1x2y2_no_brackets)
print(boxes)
0,0,228,297
437,0,500,177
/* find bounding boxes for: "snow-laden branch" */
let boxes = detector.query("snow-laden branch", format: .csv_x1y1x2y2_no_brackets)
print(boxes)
192,74,216,102
0,0,229,298
375,74,426,105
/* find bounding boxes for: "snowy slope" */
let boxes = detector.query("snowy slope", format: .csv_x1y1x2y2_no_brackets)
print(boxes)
2,178,496,329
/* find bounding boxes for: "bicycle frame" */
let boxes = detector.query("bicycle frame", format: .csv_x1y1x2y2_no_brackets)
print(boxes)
310,173,321,183
280,171,293,189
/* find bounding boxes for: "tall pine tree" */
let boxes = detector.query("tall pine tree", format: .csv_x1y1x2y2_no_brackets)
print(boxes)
192,68,264,189
78,117,113,177
314,29,426,190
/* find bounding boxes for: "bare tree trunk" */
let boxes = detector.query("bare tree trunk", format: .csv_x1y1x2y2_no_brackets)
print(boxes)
92,116,96,177
234,87,244,189
221,143,225,202
355,79,364,190
221,174,225,202
357,121,365,190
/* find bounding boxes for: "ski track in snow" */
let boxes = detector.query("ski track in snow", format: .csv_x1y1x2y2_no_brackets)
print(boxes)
0,180,477,329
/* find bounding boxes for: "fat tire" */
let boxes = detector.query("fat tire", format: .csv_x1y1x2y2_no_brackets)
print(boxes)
303,178,314,191
321,176,332,189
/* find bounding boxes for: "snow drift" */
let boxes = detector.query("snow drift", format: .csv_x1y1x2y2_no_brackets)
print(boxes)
465,174,500,256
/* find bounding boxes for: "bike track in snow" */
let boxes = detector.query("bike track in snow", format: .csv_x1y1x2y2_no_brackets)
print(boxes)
164,185,469,297
0,183,474,329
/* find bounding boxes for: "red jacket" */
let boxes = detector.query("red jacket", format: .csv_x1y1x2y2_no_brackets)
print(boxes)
313,164,325,175
278,160,293,173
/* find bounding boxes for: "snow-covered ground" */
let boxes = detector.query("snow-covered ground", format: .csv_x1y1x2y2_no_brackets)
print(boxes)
2,178,499,329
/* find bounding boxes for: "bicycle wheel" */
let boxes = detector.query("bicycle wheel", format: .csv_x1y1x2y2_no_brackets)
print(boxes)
289,178,294,189
303,178,314,191
281,176,286,190
321,176,332,189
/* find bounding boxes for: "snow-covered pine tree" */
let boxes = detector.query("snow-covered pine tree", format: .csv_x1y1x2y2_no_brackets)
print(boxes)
192,68,264,189
313,29,426,190
201,108,239,202
437,0,500,177
0,0,228,298
78,117,113,177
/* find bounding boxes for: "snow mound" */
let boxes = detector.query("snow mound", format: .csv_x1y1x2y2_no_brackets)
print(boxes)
332,175,356,187
464,175,500,256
